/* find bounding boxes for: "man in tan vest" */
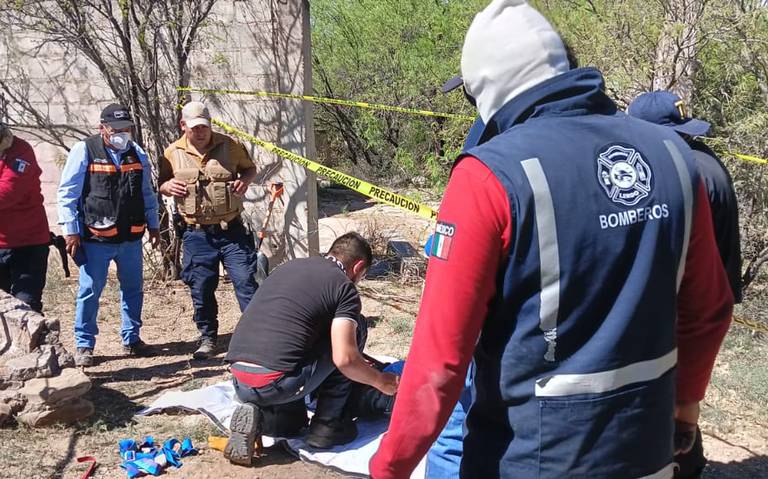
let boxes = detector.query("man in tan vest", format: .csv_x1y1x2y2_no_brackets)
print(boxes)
159,101,259,359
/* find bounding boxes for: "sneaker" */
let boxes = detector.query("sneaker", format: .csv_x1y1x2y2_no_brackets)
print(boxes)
192,338,217,360
74,347,94,367
224,403,262,466
122,339,151,357
306,417,358,449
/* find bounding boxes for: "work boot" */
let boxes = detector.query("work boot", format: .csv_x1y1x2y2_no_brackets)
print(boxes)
122,339,151,357
306,417,358,449
224,403,262,466
192,338,217,360
74,347,94,367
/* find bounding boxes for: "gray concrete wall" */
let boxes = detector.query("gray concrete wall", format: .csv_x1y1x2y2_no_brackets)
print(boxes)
189,0,319,260
0,0,318,262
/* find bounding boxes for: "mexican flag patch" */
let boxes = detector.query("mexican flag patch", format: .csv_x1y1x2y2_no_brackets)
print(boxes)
430,222,456,260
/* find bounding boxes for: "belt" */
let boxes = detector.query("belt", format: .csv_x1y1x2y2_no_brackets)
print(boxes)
231,362,285,388
185,217,242,233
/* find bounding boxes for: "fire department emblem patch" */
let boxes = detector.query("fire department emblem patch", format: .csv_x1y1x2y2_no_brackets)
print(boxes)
596,144,653,206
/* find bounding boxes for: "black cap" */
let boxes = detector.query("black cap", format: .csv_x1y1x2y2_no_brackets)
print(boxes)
100,103,134,129
441,75,464,94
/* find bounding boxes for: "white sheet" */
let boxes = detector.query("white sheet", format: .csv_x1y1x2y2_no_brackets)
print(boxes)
137,380,426,478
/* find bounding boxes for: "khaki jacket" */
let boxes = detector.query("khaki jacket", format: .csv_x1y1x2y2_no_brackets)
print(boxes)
161,132,255,225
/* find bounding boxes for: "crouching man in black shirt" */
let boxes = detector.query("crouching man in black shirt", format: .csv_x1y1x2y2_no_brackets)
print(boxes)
224,232,400,465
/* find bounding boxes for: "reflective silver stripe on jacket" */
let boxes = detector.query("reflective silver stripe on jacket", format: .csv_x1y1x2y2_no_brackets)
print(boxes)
521,158,561,362
534,348,677,397
664,140,693,291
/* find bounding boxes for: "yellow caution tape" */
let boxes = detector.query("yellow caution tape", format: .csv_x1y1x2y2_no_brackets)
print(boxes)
729,152,768,165
177,87,475,122
212,118,439,221
180,87,768,166
733,316,768,335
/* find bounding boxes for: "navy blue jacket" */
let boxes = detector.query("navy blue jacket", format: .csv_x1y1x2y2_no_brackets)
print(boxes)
461,68,700,479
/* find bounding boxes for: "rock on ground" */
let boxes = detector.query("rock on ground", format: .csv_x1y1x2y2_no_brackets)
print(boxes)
0,291,92,427
16,398,94,427
19,368,91,405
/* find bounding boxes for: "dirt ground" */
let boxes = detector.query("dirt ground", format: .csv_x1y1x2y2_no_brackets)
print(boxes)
2,190,767,478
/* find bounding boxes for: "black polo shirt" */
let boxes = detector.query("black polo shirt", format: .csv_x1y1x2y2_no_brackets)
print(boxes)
225,256,363,371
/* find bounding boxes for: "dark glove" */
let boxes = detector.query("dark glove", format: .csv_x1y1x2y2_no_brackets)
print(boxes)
49,233,71,278
674,419,698,455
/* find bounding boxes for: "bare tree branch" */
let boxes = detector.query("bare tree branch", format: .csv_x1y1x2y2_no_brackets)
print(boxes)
0,0,222,279
743,245,768,290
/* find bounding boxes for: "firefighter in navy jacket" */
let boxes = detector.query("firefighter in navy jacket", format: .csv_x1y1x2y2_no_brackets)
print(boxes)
371,1,734,478
57,104,160,367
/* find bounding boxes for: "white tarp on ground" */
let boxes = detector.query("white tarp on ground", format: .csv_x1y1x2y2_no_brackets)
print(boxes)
137,378,426,478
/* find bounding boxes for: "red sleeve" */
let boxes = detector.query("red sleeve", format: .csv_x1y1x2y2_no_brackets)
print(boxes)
370,156,512,478
676,180,734,403
0,140,38,209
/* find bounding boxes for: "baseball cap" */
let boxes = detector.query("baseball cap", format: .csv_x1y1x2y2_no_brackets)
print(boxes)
100,104,134,129
461,0,570,123
181,101,211,128
627,91,711,137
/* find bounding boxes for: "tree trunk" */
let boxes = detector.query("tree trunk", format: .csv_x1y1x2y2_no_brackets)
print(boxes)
743,245,768,291
652,0,706,105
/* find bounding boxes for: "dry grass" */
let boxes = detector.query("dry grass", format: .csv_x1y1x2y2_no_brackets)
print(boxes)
4,217,767,478
359,281,421,360
704,287,768,435
0,250,423,478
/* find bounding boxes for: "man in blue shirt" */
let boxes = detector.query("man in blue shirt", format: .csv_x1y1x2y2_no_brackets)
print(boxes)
57,104,160,367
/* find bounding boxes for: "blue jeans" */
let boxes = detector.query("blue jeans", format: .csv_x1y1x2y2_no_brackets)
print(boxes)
426,364,474,478
74,240,143,349
180,221,257,341
233,351,359,422
0,244,49,313
233,320,371,422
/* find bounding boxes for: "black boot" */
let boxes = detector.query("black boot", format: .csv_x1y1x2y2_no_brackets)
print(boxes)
306,416,358,449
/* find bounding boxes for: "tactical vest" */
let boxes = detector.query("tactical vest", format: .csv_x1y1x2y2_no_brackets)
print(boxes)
170,139,243,225
460,69,700,479
82,135,146,243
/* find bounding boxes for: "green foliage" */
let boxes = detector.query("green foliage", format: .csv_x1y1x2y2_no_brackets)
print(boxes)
312,0,768,293
533,0,662,105
311,0,485,184
692,2,768,288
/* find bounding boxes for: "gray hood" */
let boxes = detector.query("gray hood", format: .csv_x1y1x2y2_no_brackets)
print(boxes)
461,0,570,123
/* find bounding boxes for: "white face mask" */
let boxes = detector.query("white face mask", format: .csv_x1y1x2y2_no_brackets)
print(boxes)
109,132,132,150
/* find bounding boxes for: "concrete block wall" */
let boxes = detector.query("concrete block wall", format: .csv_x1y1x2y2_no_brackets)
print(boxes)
0,0,318,262
189,0,320,260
